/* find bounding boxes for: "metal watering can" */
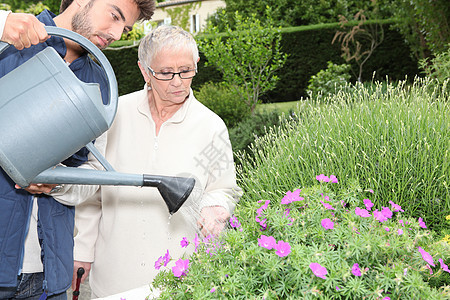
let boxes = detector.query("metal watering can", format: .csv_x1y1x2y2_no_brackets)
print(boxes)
0,26,194,214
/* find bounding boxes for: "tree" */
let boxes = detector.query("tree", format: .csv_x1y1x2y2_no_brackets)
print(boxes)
332,10,384,82
197,8,287,113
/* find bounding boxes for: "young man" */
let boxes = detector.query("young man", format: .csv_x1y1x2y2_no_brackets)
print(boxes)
0,0,155,298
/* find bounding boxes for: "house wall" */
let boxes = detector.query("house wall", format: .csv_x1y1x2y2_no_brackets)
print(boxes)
150,0,225,34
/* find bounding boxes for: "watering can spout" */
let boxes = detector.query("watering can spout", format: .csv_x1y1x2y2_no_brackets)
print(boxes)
32,167,195,214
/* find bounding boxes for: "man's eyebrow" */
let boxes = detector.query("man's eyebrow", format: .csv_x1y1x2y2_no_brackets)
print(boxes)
111,4,133,32
111,4,126,22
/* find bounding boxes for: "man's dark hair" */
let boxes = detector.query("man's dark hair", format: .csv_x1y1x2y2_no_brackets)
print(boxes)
60,0,156,21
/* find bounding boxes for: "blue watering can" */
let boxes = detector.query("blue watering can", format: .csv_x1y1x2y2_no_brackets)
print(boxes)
0,26,194,214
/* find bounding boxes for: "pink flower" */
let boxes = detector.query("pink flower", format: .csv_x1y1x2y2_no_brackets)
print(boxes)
193,234,200,253
316,174,330,182
321,218,334,230
373,209,388,222
180,237,189,248
418,217,427,229
355,207,371,217
382,297,391,300
398,229,403,235
275,240,291,257
258,235,277,250
418,247,435,267
352,263,362,276
363,199,374,210
399,219,404,227
172,259,189,277
210,288,216,293
381,207,393,219
229,215,242,230
155,250,171,270
329,175,338,183
439,258,450,273
281,189,303,204
425,264,433,275
389,201,404,212
385,227,390,232
368,189,374,193
320,200,335,210
309,263,328,279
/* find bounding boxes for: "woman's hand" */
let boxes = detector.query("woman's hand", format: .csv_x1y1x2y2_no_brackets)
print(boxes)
197,206,230,237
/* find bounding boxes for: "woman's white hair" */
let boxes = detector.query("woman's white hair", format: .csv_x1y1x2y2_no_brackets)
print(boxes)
138,25,199,70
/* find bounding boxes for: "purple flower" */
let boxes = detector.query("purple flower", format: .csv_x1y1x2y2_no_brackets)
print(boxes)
398,229,403,235
316,174,330,183
155,250,170,270
439,258,450,273
154,256,165,270
321,218,334,230
193,234,200,253
388,201,404,212
172,259,189,277
351,263,362,276
418,247,435,267
258,235,277,250
381,207,393,219
180,237,189,248
336,286,341,291
385,227,390,232
368,189,374,193
320,200,335,210
329,175,338,183
382,297,391,300
355,207,371,217
404,268,408,276
275,240,291,257
309,263,328,279
399,219,404,227
281,189,303,204
210,288,216,293
363,199,374,210
418,217,427,229
373,209,388,222
229,215,242,230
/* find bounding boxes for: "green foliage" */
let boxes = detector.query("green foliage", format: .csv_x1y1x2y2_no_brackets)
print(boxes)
307,61,351,100
106,22,419,101
390,0,450,59
208,0,395,29
162,2,199,32
23,1,48,15
152,180,450,298
197,7,288,112
195,82,250,129
228,110,282,156
120,22,145,41
419,45,450,92
238,78,449,231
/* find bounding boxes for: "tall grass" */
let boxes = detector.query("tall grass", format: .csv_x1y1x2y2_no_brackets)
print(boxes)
237,77,449,231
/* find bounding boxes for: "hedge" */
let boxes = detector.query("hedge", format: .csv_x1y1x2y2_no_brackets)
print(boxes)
104,20,419,101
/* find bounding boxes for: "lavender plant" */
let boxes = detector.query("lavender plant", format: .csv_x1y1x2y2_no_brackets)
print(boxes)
151,175,449,299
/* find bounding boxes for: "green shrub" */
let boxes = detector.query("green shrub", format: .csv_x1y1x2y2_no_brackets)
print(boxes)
195,82,251,129
228,110,283,155
238,77,449,231
152,178,450,299
307,61,351,100
419,45,450,93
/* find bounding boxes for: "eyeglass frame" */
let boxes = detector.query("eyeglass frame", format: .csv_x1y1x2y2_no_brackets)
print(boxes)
147,66,197,81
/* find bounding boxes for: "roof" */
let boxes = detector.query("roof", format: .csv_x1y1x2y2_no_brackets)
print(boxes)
156,0,200,8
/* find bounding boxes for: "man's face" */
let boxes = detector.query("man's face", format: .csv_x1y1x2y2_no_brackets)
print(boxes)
72,0,140,49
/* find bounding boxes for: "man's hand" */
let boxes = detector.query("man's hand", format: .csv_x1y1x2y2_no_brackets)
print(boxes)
197,206,230,237
15,183,57,194
72,261,91,290
2,13,48,50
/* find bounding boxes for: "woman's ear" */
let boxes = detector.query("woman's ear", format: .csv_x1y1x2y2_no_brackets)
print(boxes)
138,61,151,83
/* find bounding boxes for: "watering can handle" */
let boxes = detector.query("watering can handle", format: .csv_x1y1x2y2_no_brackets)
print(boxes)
0,26,118,127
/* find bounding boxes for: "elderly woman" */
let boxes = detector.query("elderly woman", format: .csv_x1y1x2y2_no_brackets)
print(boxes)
72,25,242,298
